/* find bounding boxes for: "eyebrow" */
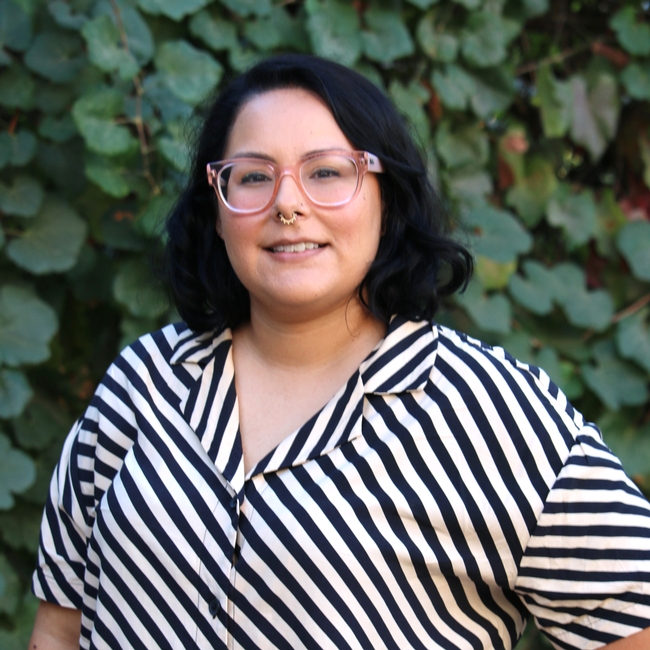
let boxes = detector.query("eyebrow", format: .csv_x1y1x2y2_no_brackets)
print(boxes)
228,148,348,161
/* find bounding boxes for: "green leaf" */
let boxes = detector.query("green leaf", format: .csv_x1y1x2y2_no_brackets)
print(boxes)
135,0,211,20
24,31,85,83
244,12,288,51
447,168,492,204
157,120,190,172
305,0,362,66
621,62,650,101
610,7,650,57
85,155,131,198
0,65,34,109
189,10,238,51
515,0,549,19
599,413,650,479
535,347,583,401
546,185,598,246
6,196,87,274
94,1,154,65
457,279,511,333
361,6,414,64
508,260,555,315
460,11,520,68
0,434,36,509
156,40,223,106
0,130,37,169
453,0,481,8
0,286,58,366
464,203,532,263
38,113,77,143
536,66,571,138
81,14,139,80
113,258,168,318
0,554,20,614
616,308,650,373
13,396,70,450
406,0,439,8
0,174,44,217
581,341,647,410
432,64,513,118
389,79,430,143
506,156,558,227
219,0,272,17
134,193,173,238
72,87,138,156
48,0,87,30
475,256,516,290
0,369,32,419
560,286,613,332
417,12,457,62
431,65,473,111
594,188,627,258
568,73,619,160
435,121,489,169
551,263,614,331
0,0,32,52
141,73,193,123
228,43,265,73
617,221,650,282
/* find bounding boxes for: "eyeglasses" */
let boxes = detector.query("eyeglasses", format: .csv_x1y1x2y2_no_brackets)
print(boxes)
206,150,384,214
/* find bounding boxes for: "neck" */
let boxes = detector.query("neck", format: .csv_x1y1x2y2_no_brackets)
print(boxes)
234,299,387,373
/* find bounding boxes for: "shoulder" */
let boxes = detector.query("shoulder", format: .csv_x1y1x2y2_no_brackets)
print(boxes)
431,323,584,433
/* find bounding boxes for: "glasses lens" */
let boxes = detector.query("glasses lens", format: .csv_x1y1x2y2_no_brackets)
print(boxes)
301,155,358,205
218,161,276,212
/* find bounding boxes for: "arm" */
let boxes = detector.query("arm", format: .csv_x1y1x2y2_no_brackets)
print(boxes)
28,601,82,650
602,627,650,650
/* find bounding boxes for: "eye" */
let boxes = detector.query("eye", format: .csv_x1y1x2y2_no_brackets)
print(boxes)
240,171,273,185
310,166,341,180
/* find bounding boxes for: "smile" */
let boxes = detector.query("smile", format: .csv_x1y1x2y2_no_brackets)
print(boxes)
271,242,323,253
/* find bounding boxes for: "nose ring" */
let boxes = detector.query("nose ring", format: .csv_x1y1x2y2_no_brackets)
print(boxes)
278,211,297,225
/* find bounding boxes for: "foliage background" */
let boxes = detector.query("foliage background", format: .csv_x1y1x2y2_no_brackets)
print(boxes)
0,0,649,647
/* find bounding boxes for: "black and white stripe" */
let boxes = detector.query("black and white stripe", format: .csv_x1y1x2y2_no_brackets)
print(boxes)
34,316,650,649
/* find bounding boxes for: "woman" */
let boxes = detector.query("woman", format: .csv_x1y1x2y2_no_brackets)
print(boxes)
30,55,650,649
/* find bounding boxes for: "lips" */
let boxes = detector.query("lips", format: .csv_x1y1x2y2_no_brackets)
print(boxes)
270,242,323,253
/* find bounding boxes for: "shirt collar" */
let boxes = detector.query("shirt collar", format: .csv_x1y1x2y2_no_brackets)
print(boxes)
169,317,438,486
170,315,438,396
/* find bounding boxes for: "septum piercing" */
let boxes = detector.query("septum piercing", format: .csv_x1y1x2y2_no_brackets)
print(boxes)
278,211,297,225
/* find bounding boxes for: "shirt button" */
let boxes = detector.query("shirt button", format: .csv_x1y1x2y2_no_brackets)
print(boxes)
229,496,237,510
209,598,220,618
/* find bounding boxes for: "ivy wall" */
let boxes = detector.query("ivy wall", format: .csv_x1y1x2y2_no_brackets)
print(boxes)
0,0,649,647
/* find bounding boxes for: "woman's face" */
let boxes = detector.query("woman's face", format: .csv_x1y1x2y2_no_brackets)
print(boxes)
217,88,383,324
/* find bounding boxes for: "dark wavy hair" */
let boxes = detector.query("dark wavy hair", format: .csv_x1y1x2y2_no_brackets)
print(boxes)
164,54,472,332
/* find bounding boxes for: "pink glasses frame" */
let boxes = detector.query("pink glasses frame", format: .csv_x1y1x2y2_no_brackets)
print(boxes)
206,150,384,214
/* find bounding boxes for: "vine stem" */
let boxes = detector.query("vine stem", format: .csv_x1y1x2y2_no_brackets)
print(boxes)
109,0,160,194
515,41,594,75
611,293,650,324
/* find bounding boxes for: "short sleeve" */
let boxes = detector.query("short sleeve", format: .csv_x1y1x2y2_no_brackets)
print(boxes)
32,418,94,608
515,423,650,649
32,356,140,609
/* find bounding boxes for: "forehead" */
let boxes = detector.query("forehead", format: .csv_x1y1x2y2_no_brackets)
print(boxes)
223,88,353,159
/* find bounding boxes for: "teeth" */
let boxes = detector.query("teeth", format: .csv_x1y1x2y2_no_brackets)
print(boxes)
272,243,320,253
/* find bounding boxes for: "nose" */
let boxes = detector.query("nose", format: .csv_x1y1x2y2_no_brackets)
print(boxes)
273,171,306,217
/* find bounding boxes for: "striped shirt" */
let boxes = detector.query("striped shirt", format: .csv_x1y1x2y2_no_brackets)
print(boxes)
33,316,650,650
